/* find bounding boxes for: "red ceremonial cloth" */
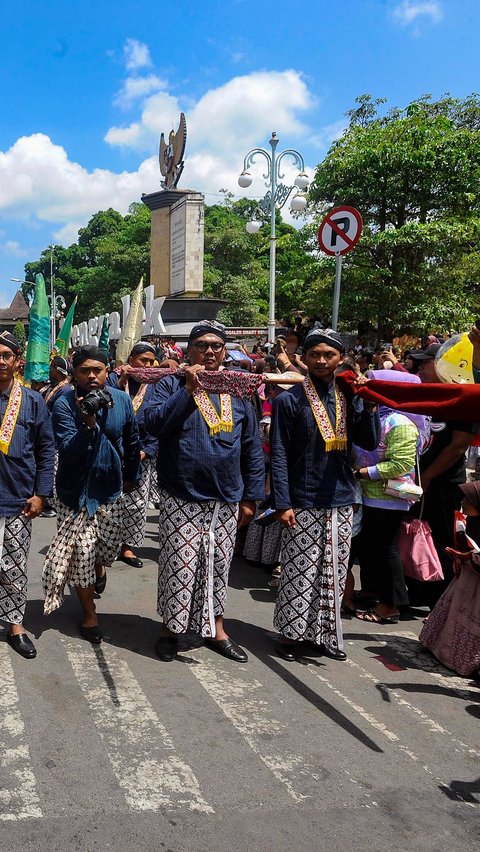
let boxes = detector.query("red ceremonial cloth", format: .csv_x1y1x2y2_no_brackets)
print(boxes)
337,370,480,423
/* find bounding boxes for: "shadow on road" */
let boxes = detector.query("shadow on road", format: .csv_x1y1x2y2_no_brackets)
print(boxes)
226,616,383,754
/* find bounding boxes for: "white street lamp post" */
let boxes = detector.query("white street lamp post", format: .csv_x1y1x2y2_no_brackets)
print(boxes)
239,132,308,344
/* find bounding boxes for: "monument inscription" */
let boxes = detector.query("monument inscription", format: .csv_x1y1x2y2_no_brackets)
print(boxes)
170,203,186,295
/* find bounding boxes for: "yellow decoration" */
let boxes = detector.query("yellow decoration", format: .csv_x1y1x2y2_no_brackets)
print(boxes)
435,333,474,384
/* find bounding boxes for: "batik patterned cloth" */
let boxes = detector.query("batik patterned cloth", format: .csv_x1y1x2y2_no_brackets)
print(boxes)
157,489,238,637
0,514,32,624
122,457,154,547
42,499,123,614
419,562,480,676
273,506,353,651
243,512,283,566
149,465,161,506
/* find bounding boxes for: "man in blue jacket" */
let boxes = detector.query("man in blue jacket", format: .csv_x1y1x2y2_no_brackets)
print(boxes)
0,332,55,659
144,320,264,663
108,341,158,569
270,328,380,662
43,346,140,643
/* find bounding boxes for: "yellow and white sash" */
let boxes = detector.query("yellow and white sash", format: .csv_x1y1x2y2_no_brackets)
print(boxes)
0,379,22,455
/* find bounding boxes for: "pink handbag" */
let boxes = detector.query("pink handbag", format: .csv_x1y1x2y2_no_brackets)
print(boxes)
398,517,444,582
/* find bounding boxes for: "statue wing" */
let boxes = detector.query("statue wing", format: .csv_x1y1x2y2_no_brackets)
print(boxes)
159,132,167,176
173,113,187,166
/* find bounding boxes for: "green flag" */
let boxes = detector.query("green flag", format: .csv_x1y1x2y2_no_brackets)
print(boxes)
99,315,109,352
54,297,77,358
24,273,51,383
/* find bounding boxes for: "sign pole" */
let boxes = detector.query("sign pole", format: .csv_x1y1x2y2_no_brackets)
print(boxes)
332,253,342,331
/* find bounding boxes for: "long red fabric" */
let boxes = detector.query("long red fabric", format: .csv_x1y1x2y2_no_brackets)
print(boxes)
337,370,480,423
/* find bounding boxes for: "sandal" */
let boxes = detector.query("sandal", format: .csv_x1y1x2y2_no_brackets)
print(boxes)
356,609,399,625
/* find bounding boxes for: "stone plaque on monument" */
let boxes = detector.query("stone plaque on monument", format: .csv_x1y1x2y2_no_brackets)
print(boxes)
170,199,186,295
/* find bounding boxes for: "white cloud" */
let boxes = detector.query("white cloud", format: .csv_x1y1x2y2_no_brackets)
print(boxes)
106,69,314,156
53,222,83,246
113,74,166,109
0,240,26,257
0,133,158,228
124,38,152,71
0,290,13,308
392,1,443,26
0,69,324,249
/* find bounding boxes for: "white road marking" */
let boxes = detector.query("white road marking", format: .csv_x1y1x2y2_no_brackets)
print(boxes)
61,638,213,814
304,660,476,806
0,646,42,821
185,654,314,803
183,652,379,808
348,636,480,759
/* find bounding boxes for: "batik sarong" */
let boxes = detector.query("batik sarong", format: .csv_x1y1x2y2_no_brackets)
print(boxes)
43,500,123,614
0,514,32,624
243,511,283,566
122,457,154,547
149,466,161,507
419,562,480,676
273,506,353,651
157,489,238,637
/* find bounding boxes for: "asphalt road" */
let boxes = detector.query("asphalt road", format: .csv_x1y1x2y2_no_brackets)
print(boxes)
1,510,479,852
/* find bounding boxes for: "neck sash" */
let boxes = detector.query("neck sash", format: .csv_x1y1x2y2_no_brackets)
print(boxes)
303,375,347,452
0,379,22,455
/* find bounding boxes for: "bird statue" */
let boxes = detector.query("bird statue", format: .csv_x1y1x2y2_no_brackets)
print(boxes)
159,112,187,190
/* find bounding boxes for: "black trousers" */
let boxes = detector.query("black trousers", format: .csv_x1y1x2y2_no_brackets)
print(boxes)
357,505,409,608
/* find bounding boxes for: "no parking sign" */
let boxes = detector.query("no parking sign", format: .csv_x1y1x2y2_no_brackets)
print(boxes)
317,206,363,329
318,206,363,256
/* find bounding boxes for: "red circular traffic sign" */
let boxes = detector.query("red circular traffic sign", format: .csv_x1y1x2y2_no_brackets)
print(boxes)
318,206,363,256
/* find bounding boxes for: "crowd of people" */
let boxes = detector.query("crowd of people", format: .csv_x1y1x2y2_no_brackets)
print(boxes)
0,317,479,681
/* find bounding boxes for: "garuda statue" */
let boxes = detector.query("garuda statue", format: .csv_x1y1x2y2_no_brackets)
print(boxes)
159,112,187,190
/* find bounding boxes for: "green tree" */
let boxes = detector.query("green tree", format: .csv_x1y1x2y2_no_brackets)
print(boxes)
308,93,480,337
13,320,26,354
24,204,151,323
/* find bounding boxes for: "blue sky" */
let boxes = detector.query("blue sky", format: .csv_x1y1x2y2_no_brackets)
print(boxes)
0,0,478,306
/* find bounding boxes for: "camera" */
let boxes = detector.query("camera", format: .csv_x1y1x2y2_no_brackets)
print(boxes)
78,388,114,417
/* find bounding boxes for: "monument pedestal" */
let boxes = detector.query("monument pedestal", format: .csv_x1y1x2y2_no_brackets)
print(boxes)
142,189,204,298
142,188,226,335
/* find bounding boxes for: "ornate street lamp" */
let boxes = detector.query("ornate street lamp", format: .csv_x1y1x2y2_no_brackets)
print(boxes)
238,132,308,343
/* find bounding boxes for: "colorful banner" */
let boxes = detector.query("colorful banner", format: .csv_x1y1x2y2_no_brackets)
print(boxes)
54,297,77,357
24,273,51,383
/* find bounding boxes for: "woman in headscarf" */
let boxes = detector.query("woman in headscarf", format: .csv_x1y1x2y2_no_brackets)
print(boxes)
354,370,427,624
419,480,480,676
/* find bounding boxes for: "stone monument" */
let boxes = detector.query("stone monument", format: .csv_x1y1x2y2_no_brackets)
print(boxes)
141,113,225,332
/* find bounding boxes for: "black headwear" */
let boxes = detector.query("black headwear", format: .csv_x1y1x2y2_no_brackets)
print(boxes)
129,341,156,358
72,345,108,369
51,355,69,375
0,331,21,356
188,320,227,344
302,326,344,354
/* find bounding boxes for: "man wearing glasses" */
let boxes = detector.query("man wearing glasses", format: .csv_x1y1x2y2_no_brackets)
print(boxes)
144,320,264,662
0,332,55,658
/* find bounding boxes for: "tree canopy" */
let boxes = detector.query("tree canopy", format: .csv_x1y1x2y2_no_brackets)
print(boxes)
309,93,480,337
23,92,480,336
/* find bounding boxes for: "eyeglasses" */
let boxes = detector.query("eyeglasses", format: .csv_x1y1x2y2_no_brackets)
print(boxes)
192,341,225,353
0,352,15,362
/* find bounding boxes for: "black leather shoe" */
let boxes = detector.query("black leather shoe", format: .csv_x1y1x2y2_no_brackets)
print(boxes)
155,636,178,661
41,507,57,518
321,644,347,661
120,554,143,568
94,570,107,595
275,640,297,662
80,624,103,644
205,637,248,663
7,631,37,659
